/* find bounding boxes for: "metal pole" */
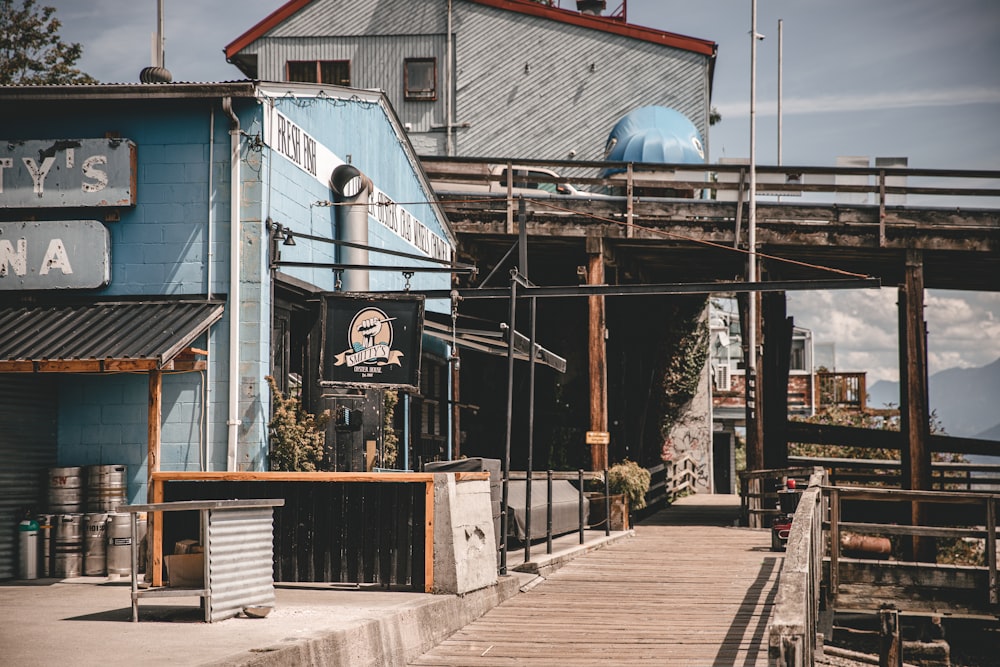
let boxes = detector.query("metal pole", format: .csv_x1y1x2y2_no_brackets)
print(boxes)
500,271,518,575
155,0,164,68
523,199,535,563
524,297,537,561
777,18,783,169
546,470,553,554
747,0,760,470
604,468,611,536
578,469,585,544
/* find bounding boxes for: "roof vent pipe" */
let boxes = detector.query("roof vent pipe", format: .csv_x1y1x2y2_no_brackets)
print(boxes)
140,0,172,82
577,0,606,15
330,163,372,292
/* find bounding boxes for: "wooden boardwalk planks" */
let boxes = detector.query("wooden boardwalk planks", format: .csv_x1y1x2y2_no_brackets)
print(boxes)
410,494,780,666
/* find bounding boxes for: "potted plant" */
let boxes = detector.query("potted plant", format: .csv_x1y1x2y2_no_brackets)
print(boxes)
589,460,651,531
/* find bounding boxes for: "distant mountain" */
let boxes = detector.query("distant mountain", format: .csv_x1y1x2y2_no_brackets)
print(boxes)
866,357,1000,439
867,379,899,411
977,422,1000,441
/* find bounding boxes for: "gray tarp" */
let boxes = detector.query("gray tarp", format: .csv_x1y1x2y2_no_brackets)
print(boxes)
506,480,589,541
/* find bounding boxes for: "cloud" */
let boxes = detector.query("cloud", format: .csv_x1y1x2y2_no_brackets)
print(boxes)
788,289,1000,384
926,291,1000,372
717,87,1000,118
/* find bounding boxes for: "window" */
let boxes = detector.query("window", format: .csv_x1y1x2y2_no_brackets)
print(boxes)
286,60,350,86
271,281,321,408
404,58,437,101
790,338,808,372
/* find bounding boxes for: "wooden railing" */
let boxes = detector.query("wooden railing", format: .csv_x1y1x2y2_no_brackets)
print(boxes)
825,486,999,616
150,471,486,593
506,462,681,536
421,156,1000,218
768,468,828,667
815,371,866,410
789,455,1000,492
739,466,820,529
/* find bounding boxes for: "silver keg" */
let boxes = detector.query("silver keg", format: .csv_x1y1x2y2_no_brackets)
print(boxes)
53,514,83,578
83,513,109,576
49,467,84,513
86,464,127,512
106,513,133,576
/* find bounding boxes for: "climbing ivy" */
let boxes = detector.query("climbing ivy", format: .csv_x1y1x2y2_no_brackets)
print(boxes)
382,390,399,468
658,297,709,440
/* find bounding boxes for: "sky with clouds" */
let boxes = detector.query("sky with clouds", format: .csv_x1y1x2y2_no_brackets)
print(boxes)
45,0,1000,384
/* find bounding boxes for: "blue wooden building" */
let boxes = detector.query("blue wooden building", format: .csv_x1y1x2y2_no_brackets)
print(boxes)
0,81,455,578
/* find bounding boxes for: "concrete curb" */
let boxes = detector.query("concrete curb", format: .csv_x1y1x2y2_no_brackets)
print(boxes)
205,575,524,667
513,530,633,578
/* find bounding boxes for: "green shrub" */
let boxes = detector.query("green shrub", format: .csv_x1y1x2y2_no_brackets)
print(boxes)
608,459,652,510
265,375,330,472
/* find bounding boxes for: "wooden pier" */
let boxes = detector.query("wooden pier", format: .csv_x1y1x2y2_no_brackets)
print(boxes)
410,494,779,666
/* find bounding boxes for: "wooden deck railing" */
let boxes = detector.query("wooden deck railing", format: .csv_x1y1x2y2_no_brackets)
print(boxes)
789,455,1000,492
815,371,866,410
768,468,828,667
825,485,1000,615
739,466,820,529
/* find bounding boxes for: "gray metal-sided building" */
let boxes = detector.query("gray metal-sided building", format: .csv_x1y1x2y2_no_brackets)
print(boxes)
224,0,717,161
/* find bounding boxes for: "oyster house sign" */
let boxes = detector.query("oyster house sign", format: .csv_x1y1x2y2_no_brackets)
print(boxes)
0,138,131,290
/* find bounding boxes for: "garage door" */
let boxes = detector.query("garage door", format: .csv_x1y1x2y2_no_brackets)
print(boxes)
0,376,57,579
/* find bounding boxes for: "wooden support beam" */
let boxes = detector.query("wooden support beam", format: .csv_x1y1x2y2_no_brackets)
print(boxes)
424,480,434,593
879,607,903,667
898,249,933,561
587,235,608,471
762,291,792,470
148,369,163,586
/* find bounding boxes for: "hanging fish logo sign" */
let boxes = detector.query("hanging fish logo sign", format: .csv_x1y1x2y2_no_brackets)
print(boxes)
334,307,404,376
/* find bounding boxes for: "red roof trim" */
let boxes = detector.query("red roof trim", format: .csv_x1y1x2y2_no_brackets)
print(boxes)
468,0,716,57
225,0,314,60
225,0,716,61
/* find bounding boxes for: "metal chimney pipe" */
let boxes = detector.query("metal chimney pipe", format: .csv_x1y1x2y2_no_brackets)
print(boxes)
330,163,372,292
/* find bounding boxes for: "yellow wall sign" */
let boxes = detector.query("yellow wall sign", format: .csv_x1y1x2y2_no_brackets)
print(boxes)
585,431,610,445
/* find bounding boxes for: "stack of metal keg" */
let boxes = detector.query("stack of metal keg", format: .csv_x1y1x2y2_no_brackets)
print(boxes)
38,465,145,579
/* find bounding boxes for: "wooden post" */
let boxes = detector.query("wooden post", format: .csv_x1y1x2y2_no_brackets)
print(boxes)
878,606,903,667
898,249,933,561
587,235,608,471
761,291,792,470
424,480,434,593
988,497,997,605
148,369,163,586
829,487,840,608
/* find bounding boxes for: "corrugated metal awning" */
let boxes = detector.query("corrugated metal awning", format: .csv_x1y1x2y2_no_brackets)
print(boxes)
424,312,566,373
0,299,225,373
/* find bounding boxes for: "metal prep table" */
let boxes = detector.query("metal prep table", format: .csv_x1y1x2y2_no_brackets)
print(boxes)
119,498,285,622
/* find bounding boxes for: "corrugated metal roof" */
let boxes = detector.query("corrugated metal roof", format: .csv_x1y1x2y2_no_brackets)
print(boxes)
224,0,717,63
0,300,224,371
0,82,258,101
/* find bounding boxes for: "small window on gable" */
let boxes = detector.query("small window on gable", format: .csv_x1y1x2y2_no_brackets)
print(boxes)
286,60,350,86
404,58,437,101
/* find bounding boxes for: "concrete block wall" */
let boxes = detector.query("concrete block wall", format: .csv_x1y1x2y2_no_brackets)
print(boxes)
57,374,149,504
48,100,253,486
432,474,498,595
